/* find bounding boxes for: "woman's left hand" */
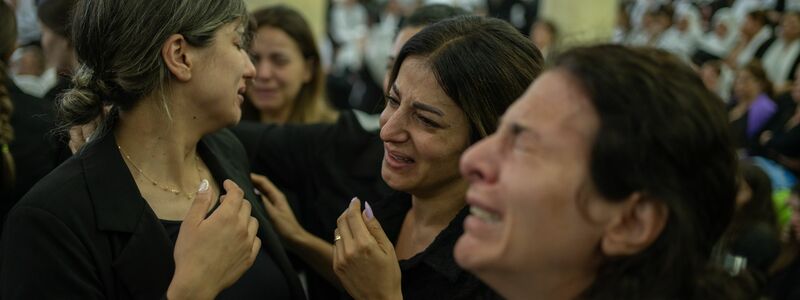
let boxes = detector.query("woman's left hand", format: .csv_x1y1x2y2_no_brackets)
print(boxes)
333,198,402,300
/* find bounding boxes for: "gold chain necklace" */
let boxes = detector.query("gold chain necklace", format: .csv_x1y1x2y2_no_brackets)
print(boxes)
118,145,202,200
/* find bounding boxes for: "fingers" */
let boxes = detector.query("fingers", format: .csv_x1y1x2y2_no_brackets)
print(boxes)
344,198,374,245
217,179,245,215
333,228,345,273
336,201,357,254
250,173,287,209
362,202,392,250
184,179,212,225
250,237,262,264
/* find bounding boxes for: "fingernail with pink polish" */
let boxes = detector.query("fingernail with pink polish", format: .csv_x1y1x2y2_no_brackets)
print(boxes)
198,179,209,192
254,188,261,196
364,201,374,220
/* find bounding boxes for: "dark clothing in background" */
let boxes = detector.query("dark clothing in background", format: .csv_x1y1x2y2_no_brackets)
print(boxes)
3,79,70,232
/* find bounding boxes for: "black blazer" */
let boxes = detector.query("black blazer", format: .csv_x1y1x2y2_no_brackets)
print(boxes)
0,129,305,299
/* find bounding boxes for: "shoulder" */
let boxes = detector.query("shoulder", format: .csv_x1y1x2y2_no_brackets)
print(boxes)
6,156,95,235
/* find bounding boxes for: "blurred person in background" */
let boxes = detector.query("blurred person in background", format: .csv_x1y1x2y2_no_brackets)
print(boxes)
726,10,773,68
530,19,558,60
729,61,777,155
714,163,780,288
760,11,800,93
241,5,338,125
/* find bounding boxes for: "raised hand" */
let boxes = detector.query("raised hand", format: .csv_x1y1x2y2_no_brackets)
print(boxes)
167,179,261,300
333,198,402,300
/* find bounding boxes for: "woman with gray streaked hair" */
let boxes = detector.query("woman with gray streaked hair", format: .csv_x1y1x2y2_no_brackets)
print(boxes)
0,0,305,299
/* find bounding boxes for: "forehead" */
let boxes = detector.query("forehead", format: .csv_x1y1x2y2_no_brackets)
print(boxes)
252,26,298,49
394,57,461,112
507,70,599,142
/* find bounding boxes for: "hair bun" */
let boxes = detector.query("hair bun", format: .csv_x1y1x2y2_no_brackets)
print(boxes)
58,65,106,127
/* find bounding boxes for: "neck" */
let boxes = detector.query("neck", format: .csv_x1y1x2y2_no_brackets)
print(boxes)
409,177,469,228
260,107,292,124
481,266,595,300
115,95,205,192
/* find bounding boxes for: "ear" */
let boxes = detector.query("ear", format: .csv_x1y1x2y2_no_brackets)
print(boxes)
302,57,314,83
161,34,193,82
600,192,668,256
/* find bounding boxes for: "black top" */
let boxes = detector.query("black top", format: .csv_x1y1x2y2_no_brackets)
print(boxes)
1,129,305,299
372,193,502,300
766,252,800,300
233,111,393,299
232,111,499,299
4,79,70,228
764,93,800,160
160,220,290,299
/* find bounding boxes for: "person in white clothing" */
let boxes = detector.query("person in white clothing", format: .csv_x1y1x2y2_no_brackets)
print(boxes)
761,11,800,92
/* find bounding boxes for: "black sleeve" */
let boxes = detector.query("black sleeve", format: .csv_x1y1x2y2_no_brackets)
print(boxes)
230,120,336,192
1,206,104,299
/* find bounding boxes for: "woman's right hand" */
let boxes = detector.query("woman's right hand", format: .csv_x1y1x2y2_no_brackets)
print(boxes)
167,179,261,300
250,173,308,249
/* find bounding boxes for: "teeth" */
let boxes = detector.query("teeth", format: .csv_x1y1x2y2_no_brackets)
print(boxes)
391,153,414,163
470,206,500,223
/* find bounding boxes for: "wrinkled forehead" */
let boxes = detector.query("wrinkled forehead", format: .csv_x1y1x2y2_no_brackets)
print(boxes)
512,70,598,133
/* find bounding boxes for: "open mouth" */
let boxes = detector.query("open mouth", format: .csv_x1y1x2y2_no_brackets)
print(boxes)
388,151,415,164
469,205,500,223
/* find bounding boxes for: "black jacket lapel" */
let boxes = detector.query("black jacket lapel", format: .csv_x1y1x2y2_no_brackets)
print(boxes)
82,132,174,298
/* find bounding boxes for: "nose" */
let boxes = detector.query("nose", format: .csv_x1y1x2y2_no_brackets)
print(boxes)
255,60,273,82
460,134,500,185
379,106,409,144
243,52,256,80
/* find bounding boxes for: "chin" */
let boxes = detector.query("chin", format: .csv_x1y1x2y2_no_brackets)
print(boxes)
454,233,485,271
252,98,284,111
381,168,408,191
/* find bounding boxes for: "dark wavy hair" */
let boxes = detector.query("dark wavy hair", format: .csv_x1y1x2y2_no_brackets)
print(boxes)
388,16,544,143
552,45,743,299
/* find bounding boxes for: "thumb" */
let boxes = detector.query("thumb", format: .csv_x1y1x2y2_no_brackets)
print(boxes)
362,201,392,250
184,179,212,226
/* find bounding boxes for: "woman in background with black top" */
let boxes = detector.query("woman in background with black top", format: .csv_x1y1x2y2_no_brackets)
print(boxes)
1,0,305,299
760,67,800,173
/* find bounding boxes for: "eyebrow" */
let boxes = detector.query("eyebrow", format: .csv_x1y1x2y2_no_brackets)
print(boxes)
391,83,446,117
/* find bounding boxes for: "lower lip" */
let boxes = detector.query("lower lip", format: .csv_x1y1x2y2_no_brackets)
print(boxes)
384,149,414,170
463,211,502,239
237,94,244,104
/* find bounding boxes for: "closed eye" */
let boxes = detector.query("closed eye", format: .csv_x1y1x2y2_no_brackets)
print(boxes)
416,114,442,128
385,95,400,107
